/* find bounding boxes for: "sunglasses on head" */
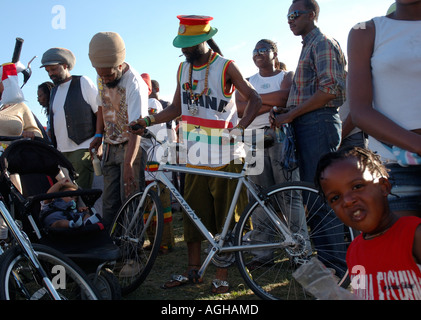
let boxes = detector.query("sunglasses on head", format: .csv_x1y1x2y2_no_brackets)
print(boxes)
252,47,273,57
287,10,311,21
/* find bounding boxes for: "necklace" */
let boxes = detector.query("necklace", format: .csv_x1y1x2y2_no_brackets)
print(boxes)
187,51,213,115
363,228,389,240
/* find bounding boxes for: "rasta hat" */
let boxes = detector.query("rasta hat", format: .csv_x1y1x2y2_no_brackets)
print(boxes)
40,48,76,70
386,3,396,15
88,32,126,68
173,15,218,48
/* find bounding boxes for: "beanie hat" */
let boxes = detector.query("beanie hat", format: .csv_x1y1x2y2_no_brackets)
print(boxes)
88,32,126,68
40,48,76,70
173,15,218,48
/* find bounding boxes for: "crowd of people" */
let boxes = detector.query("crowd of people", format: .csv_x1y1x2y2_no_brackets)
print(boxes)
1,0,420,300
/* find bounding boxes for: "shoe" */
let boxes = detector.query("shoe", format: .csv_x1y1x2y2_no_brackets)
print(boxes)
119,260,141,277
211,279,230,294
161,269,202,289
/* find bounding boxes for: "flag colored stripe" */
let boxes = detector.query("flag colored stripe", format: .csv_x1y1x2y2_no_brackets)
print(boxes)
181,115,234,129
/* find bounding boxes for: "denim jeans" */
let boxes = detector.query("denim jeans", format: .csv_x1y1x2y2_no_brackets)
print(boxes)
293,107,347,276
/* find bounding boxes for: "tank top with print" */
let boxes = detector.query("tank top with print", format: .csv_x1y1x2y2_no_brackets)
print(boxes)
178,52,243,167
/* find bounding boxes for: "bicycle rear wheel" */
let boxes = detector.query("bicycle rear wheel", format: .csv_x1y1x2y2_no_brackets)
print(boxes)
0,244,100,300
110,189,163,295
235,181,353,300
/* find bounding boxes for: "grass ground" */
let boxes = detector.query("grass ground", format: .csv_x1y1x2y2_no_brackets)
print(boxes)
123,210,260,301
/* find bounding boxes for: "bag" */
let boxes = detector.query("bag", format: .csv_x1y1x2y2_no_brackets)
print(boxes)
280,124,298,172
382,143,421,167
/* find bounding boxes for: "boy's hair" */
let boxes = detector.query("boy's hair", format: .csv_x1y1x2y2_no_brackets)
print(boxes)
256,39,287,71
292,0,320,21
315,146,389,196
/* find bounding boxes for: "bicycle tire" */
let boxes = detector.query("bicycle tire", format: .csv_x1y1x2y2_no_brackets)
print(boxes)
0,244,101,300
234,181,353,300
110,189,164,295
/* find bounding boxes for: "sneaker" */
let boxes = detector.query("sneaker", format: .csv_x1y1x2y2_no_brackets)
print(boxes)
119,260,141,277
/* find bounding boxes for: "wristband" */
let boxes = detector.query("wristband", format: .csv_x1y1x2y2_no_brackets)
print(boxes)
149,115,156,124
144,116,151,127
94,133,103,138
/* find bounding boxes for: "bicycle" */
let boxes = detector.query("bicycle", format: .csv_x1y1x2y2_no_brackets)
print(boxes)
0,198,101,300
110,130,353,299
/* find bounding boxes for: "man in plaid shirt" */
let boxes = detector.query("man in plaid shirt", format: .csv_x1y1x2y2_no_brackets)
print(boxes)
272,0,347,276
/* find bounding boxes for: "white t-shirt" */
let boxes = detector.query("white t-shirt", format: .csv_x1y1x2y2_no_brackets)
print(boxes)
141,98,174,181
369,16,421,161
246,71,286,130
97,63,149,145
52,76,98,152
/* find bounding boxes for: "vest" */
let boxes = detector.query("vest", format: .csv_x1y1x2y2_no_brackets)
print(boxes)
49,76,96,147
369,17,421,161
178,52,243,167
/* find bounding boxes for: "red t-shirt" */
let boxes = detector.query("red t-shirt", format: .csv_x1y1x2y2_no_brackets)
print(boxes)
347,216,421,300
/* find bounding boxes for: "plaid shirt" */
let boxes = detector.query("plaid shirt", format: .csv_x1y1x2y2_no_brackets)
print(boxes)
287,27,347,109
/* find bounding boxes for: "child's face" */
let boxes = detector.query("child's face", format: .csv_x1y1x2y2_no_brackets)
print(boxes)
62,195,77,203
320,157,392,235
61,187,77,203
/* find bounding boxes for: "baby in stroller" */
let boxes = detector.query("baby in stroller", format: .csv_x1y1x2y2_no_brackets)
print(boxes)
40,179,101,229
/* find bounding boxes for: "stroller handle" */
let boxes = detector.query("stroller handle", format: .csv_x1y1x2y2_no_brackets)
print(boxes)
0,136,24,142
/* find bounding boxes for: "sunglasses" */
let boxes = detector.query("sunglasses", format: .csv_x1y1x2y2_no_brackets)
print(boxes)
287,10,311,21
252,47,273,57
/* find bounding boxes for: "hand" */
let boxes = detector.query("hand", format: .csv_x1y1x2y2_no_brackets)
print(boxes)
128,119,147,136
123,164,137,197
21,131,35,139
89,137,102,154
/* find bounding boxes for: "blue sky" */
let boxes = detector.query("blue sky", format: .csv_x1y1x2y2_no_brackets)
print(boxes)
1,0,392,126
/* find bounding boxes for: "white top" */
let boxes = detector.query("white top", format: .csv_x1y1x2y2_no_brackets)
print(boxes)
52,76,98,152
246,71,286,130
97,63,149,145
369,16,421,161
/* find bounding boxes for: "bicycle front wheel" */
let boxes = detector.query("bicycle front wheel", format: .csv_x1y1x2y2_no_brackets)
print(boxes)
110,189,163,295
235,181,352,300
0,244,101,300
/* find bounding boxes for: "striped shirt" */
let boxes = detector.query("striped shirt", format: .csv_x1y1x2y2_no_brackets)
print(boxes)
287,27,347,109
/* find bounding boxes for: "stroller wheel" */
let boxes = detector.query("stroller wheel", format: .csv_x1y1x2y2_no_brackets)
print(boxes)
88,269,121,300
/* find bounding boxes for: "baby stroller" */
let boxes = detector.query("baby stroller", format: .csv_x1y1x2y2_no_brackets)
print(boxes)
0,137,122,299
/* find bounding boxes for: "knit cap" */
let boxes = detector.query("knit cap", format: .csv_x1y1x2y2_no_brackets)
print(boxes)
88,32,126,68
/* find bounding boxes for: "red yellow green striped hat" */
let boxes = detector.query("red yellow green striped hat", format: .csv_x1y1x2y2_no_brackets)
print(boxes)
173,15,218,48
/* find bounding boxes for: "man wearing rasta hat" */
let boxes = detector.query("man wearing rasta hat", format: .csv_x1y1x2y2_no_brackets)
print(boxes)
130,15,262,294
88,31,149,230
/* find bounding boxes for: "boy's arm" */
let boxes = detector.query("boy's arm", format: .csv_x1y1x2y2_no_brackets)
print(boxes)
412,225,421,264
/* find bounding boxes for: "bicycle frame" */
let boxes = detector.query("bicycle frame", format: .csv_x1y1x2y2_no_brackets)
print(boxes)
141,153,297,278
0,201,61,300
